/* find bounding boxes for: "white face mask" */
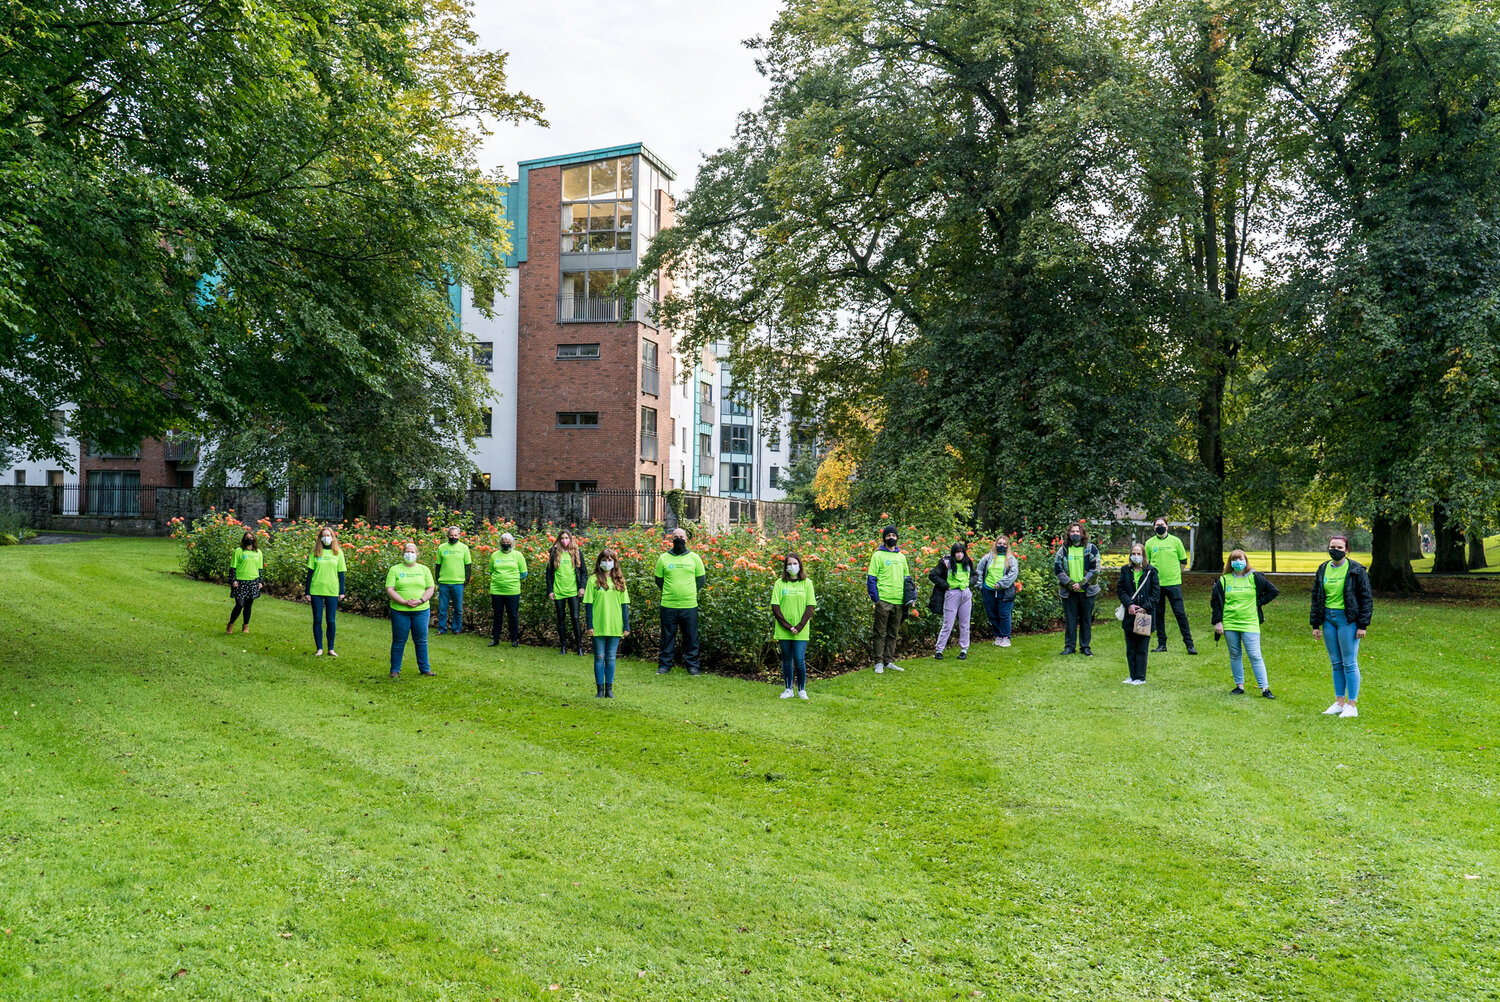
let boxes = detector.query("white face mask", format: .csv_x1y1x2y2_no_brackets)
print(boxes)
599,559,615,571
1130,554,1142,566
403,551,417,564
321,536,332,546
786,562,800,576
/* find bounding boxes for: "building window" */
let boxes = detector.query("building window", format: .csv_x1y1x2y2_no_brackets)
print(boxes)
561,157,635,253
699,382,713,407
769,466,780,488
473,341,493,371
471,472,492,490
641,340,660,396
720,424,750,454
47,471,64,487
473,277,494,309
556,480,598,493
720,371,751,418
480,408,493,437
48,410,68,436
560,269,634,321
177,471,194,489
768,426,780,452
557,343,601,360
557,412,600,428
720,461,751,494
640,406,658,461
13,471,24,485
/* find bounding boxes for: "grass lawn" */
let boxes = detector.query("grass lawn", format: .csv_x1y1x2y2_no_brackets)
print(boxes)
2,538,1497,1001
1229,534,1500,575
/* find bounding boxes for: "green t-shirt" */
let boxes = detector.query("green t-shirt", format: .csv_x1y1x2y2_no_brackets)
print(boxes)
436,541,472,584
584,576,630,636
306,549,346,597
947,564,970,591
866,548,909,604
551,550,579,599
1144,533,1188,586
984,556,1008,590
771,577,818,641
1065,546,1087,583
1324,560,1349,611
654,550,707,609
232,547,263,581
488,549,528,596
386,562,435,611
1220,572,1259,633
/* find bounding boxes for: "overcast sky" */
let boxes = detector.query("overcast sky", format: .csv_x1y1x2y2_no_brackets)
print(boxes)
472,0,784,192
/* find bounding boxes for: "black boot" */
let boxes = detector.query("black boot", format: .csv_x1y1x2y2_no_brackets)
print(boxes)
604,683,614,698
595,683,605,698
488,638,500,647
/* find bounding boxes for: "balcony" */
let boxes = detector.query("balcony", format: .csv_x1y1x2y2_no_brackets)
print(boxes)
640,432,659,462
558,294,656,325
641,363,660,396
164,438,199,464
698,452,714,476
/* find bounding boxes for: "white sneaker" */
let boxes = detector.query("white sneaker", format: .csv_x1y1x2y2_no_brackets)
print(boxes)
873,663,885,673
886,662,904,671
327,650,338,658
798,689,809,700
993,637,1002,647
1322,702,1344,715
1122,678,1135,684
1339,704,1359,718
779,688,794,699
1000,638,1011,648
314,649,324,657
1133,679,1146,685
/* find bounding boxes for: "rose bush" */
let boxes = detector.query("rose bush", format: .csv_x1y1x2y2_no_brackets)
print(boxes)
174,511,1061,675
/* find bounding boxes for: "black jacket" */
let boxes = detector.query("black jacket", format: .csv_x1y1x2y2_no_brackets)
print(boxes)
1210,571,1280,626
545,549,587,596
927,556,979,614
1115,565,1160,617
1309,559,1374,629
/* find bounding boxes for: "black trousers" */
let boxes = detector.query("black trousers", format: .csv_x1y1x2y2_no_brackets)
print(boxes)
1061,592,1094,651
659,607,701,671
554,596,582,651
1154,584,1194,646
1124,625,1150,680
492,594,520,642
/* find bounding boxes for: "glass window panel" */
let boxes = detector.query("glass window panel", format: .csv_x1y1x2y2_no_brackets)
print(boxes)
562,166,589,201
618,158,634,198
589,203,615,231
589,232,615,251
588,270,615,297
616,202,632,231
563,203,587,233
563,233,587,253
590,160,617,197
616,231,633,252
562,272,586,301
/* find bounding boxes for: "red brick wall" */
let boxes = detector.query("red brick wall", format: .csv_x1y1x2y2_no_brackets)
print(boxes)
79,438,188,489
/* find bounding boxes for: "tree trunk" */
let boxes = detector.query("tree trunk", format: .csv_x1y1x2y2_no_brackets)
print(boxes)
1369,514,1421,592
1431,502,1468,573
1268,507,1277,573
1192,364,1226,574
1469,529,1490,569
1409,521,1424,561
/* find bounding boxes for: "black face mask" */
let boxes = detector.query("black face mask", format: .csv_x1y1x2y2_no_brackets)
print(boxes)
500,542,512,551
448,536,459,543
672,539,687,554
1068,534,1082,546
242,538,253,548
1155,525,1167,536
1328,548,1345,561
883,537,897,548
996,545,1008,555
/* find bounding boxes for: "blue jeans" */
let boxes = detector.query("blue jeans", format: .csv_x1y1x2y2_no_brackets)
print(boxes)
391,609,431,673
311,595,339,650
436,583,464,633
980,586,1014,639
779,639,808,690
593,636,621,685
1225,630,1268,689
1322,608,1361,700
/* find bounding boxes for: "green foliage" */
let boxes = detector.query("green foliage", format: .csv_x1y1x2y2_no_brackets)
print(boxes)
0,505,36,543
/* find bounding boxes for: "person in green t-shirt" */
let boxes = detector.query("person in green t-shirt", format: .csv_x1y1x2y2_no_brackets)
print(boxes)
547,530,586,656
1144,517,1198,655
1115,542,1160,683
654,527,707,674
1209,549,1280,698
1051,522,1100,655
927,541,976,660
583,547,631,698
385,542,436,677
771,553,818,699
226,530,264,635
433,526,472,636
487,531,528,648
866,525,915,672
304,526,346,656
1311,533,1374,719
976,535,1020,647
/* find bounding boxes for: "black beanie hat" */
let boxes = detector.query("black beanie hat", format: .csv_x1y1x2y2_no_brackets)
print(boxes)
882,525,898,538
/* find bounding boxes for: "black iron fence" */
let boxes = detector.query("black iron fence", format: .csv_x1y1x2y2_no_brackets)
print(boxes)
582,489,663,527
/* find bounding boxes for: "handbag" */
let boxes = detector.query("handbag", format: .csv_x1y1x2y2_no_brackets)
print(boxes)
1117,568,1151,624
1133,609,1154,636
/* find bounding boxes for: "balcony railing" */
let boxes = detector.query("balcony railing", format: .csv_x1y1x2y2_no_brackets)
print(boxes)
641,363,660,396
699,452,714,475
558,294,656,325
163,439,199,464
640,432,658,462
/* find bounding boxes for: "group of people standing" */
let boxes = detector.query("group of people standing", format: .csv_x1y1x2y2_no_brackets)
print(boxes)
220,518,1375,715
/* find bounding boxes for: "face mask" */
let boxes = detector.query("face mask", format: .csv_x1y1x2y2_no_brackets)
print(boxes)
448,535,459,543
1231,559,1246,572
500,542,512,551
560,537,571,548
321,535,332,546
1328,548,1345,561
672,538,687,553
1130,554,1142,566
996,544,1007,554
952,551,965,562
242,538,253,548
403,551,417,564
1155,525,1167,536
883,537,897,548
1068,534,1082,546
785,562,800,576
599,559,615,571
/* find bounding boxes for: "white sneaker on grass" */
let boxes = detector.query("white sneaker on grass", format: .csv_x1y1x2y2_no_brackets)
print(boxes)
1339,704,1359,718
873,663,885,673
886,662,904,671
1322,702,1344,715
993,637,1002,647
779,688,794,699
314,649,324,657
1122,678,1135,684
798,689,809,700
1000,638,1011,648
327,650,338,658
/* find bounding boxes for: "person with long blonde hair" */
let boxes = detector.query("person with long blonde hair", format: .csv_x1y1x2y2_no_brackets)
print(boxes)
304,524,346,657
547,529,586,656
583,547,630,698
1210,548,1280,698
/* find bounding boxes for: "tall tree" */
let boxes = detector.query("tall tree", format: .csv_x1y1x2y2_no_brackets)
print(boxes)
0,0,543,492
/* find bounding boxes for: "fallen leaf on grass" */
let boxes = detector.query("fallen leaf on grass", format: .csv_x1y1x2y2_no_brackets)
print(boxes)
172,968,188,979
280,931,293,938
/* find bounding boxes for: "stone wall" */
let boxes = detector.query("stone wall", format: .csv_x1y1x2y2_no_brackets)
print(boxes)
0,485,53,529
